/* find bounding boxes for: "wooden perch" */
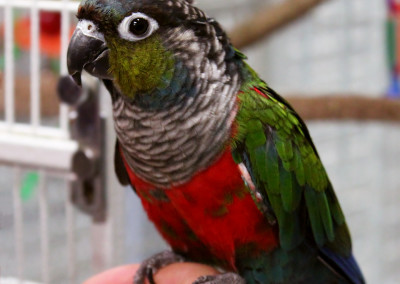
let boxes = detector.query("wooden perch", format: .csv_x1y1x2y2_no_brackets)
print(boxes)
229,0,328,49
286,95,400,122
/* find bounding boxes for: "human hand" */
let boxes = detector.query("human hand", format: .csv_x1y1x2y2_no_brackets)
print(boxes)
84,262,219,284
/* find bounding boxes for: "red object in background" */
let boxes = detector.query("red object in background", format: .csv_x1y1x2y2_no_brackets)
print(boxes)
13,11,73,58
40,11,61,35
388,0,400,14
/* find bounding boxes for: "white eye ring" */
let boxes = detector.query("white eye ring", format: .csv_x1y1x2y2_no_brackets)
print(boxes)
118,12,159,42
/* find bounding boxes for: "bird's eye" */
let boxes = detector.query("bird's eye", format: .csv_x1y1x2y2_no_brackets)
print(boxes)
118,12,158,42
129,18,149,36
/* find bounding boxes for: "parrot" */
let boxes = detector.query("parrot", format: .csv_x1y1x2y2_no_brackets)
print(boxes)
66,0,365,283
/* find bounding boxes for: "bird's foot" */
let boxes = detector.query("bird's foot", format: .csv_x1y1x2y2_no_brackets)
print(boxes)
193,273,246,284
133,250,185,284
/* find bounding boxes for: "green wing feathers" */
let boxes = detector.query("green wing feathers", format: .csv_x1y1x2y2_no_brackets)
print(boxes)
233,83,351,255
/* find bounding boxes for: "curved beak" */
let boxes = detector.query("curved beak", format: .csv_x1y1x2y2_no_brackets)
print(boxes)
67,26,112,86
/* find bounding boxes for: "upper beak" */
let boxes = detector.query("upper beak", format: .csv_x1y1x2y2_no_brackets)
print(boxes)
67,26,112,86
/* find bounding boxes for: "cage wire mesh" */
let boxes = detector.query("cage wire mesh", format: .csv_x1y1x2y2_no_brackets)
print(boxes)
0,1,124,283
0,0,398,283
0,168,94,283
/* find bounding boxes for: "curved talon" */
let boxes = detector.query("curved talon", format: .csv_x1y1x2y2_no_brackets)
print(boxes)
146,266,156,284
134,250,186,284
192,273,246,284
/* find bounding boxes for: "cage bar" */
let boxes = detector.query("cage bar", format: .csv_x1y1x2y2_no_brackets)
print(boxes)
0,0,79,11
65,180,77,283
38,171,50,284
0,131,78,171
4,4,15,127
60,0,71,133
30,0,41,130
60,0,70,75
12,167,25,283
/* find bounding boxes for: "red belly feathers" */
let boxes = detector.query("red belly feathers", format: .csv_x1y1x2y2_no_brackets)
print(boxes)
123,148,278,269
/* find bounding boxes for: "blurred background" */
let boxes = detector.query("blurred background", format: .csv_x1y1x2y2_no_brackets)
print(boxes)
0,0,398,283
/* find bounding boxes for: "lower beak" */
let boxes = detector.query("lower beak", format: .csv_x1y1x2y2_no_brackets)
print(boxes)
67,28,112,86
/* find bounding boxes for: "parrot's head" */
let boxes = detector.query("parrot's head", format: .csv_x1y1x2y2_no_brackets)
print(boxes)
67,0,237,108
68,0,243,186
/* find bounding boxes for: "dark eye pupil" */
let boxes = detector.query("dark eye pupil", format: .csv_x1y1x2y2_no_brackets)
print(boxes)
129,18,149,36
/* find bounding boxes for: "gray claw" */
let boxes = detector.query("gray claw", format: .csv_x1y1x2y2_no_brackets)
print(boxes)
193,273,246,284
134,250,185,284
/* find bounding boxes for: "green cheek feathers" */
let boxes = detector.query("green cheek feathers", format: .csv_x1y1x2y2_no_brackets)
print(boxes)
108,35,175,98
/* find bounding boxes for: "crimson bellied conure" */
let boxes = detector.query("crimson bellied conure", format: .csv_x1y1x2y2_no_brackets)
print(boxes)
66,0,365,283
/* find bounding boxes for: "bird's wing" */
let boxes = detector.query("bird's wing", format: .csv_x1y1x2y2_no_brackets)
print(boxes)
232,83,364,284
114,139,131,187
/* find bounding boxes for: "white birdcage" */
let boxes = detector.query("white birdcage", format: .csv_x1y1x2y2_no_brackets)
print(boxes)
0,1,125,283
0,0,398,284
